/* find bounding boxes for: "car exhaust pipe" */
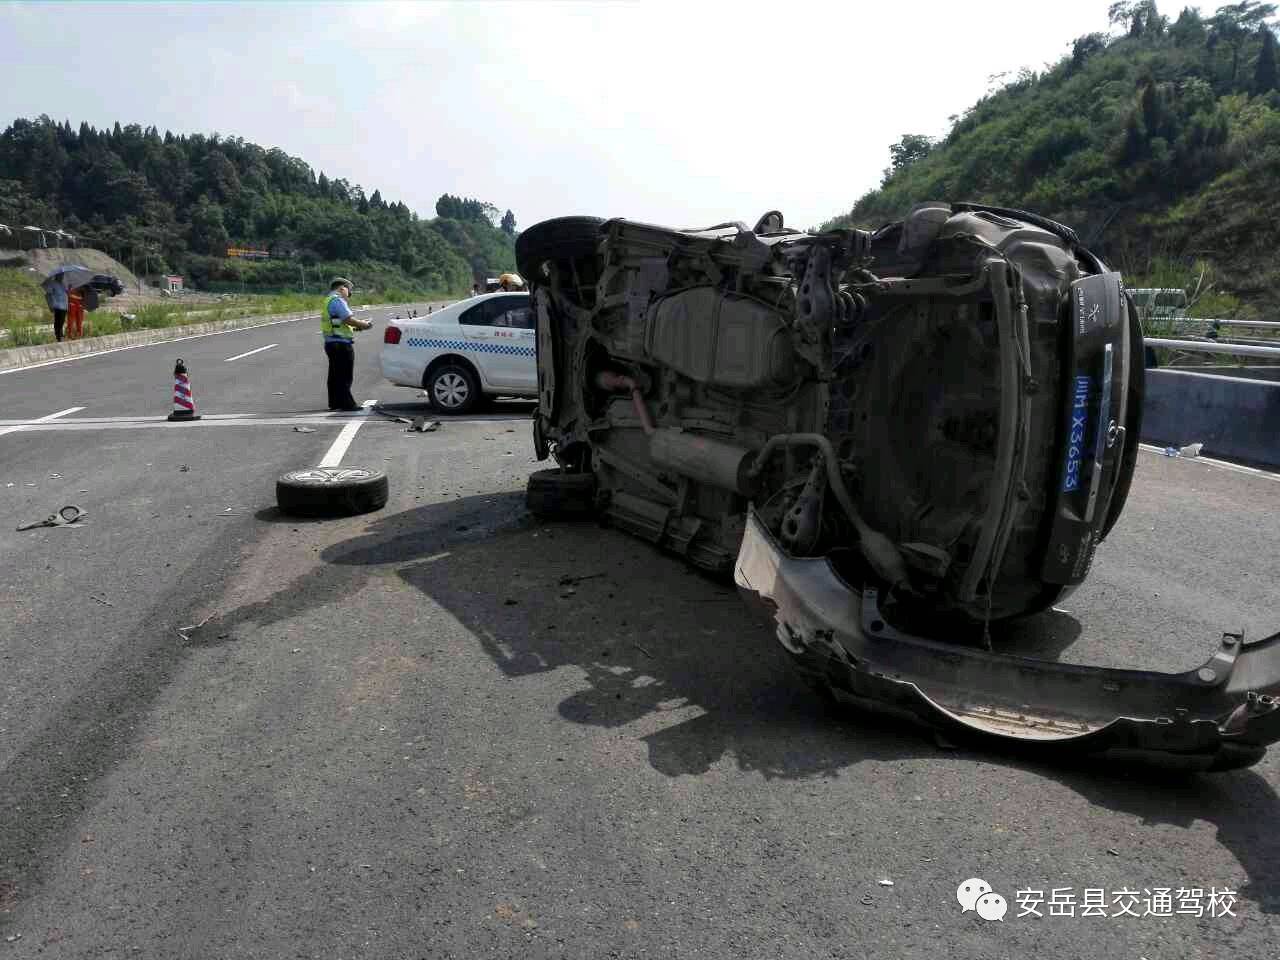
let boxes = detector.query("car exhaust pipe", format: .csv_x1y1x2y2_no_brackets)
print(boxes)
648,428,758,497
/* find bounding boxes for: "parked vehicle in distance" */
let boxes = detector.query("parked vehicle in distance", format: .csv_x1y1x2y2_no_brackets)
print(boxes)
380,292,536,414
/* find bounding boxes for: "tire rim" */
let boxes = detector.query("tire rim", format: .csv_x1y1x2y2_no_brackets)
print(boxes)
287,468,373,484
434,372,470,409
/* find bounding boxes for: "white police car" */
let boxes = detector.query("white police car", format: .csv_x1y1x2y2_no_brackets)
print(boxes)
380,292,536,413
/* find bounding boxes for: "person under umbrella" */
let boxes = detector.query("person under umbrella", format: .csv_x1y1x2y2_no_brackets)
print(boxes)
43,276,69,341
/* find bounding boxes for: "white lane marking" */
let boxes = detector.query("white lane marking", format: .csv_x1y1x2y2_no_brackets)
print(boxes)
223,343,277,362
1138,443,1280,482
318,400,376,467
0,315,311,376
0,405,86,439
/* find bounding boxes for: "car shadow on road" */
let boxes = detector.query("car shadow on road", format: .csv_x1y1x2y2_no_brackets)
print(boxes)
317,492,1280,913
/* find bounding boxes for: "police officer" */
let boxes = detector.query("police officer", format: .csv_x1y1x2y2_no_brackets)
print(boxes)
322,277,373,411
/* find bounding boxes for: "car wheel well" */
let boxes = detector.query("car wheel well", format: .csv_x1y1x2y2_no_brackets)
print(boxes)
423,354,484,392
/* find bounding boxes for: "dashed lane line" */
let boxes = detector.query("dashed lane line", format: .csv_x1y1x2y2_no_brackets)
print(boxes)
223,343,277,362
0,315,312,376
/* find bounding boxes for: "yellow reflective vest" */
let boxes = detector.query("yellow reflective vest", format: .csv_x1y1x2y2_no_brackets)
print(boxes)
322,293,355,342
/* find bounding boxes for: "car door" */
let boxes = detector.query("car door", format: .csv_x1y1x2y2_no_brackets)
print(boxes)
459,295,533,389
488,296,537,393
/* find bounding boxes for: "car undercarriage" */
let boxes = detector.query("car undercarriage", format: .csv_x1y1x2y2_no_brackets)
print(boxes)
514,204,1280,771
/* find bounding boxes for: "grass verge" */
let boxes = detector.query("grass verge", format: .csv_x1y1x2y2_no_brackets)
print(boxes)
1,272,452,349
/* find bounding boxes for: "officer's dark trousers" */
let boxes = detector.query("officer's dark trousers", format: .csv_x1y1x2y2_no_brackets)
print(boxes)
324,340,357,409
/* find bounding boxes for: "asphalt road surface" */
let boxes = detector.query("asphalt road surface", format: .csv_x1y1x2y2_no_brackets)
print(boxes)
1,310,1278,959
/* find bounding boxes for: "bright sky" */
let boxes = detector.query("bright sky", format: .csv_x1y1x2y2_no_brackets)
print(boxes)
1,0,1120,231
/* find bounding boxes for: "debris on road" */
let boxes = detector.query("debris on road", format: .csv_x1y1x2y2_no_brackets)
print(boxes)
878,879,894,887
293,426,317,433
406,417,441,433
558,572,604,587
633,642,654,658
89,594,113,607
16,505,86,531
369,405,412,424
178,464,190,472
178,613,216,635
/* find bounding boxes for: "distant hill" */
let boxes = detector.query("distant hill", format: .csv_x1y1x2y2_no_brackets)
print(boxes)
823,2,1280,313
0,118,518,295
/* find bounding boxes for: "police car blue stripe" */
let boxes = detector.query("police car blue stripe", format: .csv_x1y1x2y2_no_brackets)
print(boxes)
404,337,535,357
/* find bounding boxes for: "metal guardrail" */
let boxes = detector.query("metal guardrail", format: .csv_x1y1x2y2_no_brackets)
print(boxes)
1144,337,1280,359
1162,318,1280,331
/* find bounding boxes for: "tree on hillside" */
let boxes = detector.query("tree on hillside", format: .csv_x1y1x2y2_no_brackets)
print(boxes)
1208,1,1277,86
1256,24,1280,90
882,134,935,185
436,193,500,224
1110,0,1168,37
188,198,229,255
1170,6,1208,44
1070,32,1110,72
501,209,516,235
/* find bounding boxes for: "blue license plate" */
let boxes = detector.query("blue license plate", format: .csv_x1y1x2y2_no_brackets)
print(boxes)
1062,375,1091,493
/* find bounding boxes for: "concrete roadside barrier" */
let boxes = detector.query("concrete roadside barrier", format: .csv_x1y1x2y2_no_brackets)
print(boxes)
1141,368,1280,468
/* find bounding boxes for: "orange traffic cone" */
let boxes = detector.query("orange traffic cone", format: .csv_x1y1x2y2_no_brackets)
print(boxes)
167,358,202,421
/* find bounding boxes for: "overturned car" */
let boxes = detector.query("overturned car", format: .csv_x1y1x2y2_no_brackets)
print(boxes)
515,204,1280,771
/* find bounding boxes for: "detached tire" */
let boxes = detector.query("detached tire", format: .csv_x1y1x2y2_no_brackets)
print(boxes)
525,469,596,520
515,216,605,284
277,467,389,518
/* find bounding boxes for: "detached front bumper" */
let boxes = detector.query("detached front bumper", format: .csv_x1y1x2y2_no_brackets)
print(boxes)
734,513,1280,771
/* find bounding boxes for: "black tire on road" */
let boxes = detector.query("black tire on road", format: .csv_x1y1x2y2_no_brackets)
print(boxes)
427,362,481,414
525,468,597,520
276,467,389,518
515,216,605,285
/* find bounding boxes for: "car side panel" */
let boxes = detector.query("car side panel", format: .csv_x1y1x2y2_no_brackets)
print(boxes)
381,295,538,396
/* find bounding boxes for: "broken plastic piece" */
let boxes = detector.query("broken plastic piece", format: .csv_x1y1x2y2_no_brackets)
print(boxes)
735,510,1280,771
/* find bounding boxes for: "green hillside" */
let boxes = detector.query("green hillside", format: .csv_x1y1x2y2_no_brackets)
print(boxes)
0,118,517,296
823,2,1280,313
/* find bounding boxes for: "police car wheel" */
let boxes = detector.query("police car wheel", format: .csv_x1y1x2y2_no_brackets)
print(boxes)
276,467,390,518
525,469,597,520
427,363,480,414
